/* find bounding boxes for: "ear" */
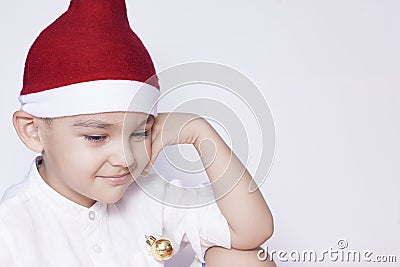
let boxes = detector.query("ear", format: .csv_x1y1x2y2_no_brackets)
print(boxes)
12,110,44,153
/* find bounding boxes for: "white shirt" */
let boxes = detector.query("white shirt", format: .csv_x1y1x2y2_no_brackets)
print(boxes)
0,158,231,267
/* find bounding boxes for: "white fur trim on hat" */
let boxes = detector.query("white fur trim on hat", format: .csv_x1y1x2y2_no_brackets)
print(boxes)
18,80,159,118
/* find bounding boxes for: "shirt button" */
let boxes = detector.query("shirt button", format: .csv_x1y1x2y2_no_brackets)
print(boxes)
88,211,96,221
92,243,102,253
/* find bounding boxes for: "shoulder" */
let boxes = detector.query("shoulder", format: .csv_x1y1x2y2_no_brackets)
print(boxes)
0,177,37,227
0,158,38,209
0,179,36,264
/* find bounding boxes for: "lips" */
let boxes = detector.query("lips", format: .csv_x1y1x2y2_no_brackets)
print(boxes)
97,172,131,185
100,172,130,179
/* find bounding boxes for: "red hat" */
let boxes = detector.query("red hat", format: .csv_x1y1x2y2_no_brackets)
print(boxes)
19,0,159,118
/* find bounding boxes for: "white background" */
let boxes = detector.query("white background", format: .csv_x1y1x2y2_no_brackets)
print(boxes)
0,0,399,266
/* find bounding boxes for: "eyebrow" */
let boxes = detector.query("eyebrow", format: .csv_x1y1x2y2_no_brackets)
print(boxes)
130,116,154,130
72,120,115,129
72,116,154,130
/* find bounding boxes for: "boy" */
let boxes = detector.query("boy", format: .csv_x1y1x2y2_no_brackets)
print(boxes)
0,0,275,266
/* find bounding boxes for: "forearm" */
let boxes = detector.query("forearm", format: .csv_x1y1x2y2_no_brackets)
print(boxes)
193,120,274,249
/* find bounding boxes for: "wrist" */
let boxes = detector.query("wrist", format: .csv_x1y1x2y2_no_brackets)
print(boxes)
192,118,218,150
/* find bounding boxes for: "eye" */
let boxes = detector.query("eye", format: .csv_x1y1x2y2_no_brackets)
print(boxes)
85,135,107,143
130,130,150,141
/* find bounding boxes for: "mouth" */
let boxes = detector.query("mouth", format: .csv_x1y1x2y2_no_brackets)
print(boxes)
97,172,132,185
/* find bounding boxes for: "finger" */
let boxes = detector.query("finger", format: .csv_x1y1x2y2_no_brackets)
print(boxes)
143,134,163,173
141,133,157,176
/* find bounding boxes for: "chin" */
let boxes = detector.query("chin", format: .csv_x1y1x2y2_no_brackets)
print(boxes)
98,189,127,204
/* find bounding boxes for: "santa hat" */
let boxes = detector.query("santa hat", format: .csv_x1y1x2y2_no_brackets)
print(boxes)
19,0,160,118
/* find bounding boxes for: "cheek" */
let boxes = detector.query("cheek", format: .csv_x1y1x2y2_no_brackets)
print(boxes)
130,140,152,163
47,139,103,176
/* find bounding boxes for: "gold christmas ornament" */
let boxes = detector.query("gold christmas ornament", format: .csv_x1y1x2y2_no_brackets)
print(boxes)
145,235,174,261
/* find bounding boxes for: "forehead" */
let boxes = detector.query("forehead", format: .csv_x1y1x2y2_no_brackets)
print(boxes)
53,112,153,129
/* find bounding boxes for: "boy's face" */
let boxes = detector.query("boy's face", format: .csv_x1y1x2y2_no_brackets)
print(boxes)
37,112,154,207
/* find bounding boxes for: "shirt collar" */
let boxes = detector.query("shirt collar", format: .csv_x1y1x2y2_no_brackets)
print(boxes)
29,156,107,224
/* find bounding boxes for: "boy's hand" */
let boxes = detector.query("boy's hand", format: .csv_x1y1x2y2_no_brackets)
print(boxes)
141,112,274,250
142,112,211,176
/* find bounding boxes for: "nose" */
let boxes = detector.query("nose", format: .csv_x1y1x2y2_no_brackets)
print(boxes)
108,138,135,168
